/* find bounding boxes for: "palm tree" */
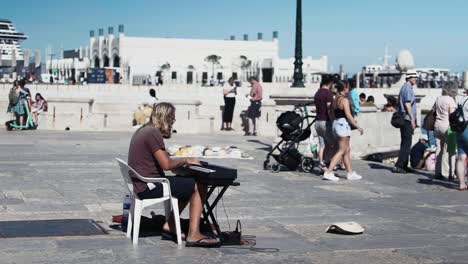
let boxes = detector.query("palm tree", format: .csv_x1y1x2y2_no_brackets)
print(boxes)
239,55,252,81
160,62,171,83
205,55,221,79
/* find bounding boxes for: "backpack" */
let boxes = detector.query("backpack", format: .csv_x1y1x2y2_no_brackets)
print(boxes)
8,87,18,105
449,99,468,132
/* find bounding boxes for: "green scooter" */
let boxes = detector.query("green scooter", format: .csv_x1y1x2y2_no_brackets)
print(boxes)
5,97,38,131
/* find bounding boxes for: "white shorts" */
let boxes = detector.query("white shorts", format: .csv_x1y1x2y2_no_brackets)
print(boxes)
333,118,352,138
32,108,43,114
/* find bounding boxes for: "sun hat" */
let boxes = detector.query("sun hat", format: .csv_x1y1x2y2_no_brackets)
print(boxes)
325,221,365,235
406,69,419,79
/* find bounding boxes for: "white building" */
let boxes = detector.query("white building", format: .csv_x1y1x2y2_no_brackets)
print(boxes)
47,25,328,85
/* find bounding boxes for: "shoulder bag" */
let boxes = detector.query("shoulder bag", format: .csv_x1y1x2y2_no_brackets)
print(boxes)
422,104,436,131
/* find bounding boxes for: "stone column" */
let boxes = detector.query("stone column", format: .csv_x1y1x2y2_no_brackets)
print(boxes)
464,71,468,89
356,72,360,88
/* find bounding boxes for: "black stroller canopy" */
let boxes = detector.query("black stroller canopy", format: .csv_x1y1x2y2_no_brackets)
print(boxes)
276,111,310,142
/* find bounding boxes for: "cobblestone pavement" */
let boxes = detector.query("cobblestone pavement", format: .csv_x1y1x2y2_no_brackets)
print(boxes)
1,130,467,264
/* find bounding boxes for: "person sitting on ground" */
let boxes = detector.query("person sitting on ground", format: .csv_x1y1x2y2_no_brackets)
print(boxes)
382,96,397,112
31,93,47,124
362,96,376,107
410,134,432,169
127,102,220,247
359,93,366,106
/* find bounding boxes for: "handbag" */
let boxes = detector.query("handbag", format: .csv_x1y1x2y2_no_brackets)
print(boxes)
391,112,405,128
422,104,436,131
220,220,242,245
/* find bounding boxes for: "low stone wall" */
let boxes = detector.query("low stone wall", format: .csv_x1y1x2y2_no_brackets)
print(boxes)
0,83,428,157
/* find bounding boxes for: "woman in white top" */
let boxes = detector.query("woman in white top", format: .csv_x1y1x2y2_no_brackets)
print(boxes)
433,82,458,180
222,77,237,131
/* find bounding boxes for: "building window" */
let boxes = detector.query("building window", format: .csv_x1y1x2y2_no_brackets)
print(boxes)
171,71,177,80
217,72,223,80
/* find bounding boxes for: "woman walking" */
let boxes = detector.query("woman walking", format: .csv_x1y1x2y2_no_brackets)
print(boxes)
455,86,468,190
434,82,458,180
323,81,364,181
221,77,237,131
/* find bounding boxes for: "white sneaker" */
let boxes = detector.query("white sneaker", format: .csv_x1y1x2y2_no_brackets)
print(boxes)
347,171,362,180
323,172,340,182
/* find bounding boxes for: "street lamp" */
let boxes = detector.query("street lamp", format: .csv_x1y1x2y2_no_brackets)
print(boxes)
291,0,305,88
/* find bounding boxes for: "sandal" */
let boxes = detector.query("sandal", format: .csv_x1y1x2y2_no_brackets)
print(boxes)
458,186,468,191
161,229,186,241
185,237,221,248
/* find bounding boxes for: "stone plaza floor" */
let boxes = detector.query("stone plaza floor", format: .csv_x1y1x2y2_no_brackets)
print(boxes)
1,130,468,264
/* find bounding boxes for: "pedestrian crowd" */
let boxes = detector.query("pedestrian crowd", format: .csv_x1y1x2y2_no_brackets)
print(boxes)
6,79,47,128
391,70,468,191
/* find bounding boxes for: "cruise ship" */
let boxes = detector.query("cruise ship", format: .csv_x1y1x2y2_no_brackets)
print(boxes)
0,18,28,67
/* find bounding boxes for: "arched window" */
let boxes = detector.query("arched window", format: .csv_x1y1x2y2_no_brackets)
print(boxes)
113,56,120,68
94,57,100,68
103,56,110,67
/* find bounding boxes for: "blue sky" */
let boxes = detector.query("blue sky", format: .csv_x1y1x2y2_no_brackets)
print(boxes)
4,0,467,72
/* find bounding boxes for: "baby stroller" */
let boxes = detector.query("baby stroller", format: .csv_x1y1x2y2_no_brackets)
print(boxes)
264,103,317,173
5,96,38,131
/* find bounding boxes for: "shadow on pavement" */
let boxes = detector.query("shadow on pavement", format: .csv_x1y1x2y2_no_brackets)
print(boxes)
417,178,458,190
247,139,272,152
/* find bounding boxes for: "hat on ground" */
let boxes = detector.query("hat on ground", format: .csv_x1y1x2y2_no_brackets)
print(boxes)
406,69,419,79
325,221,365,235
420,134,429,142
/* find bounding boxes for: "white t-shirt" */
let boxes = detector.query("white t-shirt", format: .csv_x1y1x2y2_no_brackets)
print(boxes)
223,84,236,98
147,96,158,106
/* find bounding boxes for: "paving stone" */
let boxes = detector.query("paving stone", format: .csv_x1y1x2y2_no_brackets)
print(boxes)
1,130,467,263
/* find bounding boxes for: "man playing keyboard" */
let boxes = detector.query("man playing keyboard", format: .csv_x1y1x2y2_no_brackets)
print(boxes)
128,102,220,247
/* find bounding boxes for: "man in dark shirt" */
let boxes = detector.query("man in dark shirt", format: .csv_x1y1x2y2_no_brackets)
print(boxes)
314,75,335,171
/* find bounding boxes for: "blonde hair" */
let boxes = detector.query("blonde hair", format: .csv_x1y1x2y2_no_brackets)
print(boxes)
150,102,175,138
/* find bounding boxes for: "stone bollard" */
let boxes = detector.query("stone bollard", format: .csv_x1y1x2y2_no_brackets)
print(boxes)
104,114,108,128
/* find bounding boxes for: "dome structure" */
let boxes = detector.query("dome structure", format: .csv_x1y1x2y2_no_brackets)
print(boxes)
396,49,415,72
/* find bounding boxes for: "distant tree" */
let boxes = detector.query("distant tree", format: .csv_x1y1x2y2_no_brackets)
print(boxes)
205,55,221,79
160,62,171,71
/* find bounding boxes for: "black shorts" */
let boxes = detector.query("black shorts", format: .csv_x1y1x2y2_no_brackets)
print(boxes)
247,101,261,118
137,176,195,201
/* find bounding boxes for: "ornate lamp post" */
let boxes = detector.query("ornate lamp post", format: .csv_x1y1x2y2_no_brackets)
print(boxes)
291,0,305,88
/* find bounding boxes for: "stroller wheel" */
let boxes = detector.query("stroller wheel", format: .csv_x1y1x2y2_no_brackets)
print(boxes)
263,160,270,170
301,158,315,173
271,164,281,173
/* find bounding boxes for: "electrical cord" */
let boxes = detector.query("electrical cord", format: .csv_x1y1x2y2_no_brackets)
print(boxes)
219,189,279,253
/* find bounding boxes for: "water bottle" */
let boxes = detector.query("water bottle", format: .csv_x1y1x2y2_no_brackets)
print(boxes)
122,194,131,223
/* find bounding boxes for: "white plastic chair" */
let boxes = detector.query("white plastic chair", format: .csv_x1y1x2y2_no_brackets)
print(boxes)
115,158,182,245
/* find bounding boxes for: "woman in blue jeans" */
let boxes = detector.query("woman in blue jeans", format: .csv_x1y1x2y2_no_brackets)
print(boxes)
456,127,468,190
455,91,468,190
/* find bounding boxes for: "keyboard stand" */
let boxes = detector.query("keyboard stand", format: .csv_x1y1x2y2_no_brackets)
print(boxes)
201,181,240,237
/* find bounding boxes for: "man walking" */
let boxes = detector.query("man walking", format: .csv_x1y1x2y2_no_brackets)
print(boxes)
314,75,335,171
246,77,263,136
393,69,419,173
